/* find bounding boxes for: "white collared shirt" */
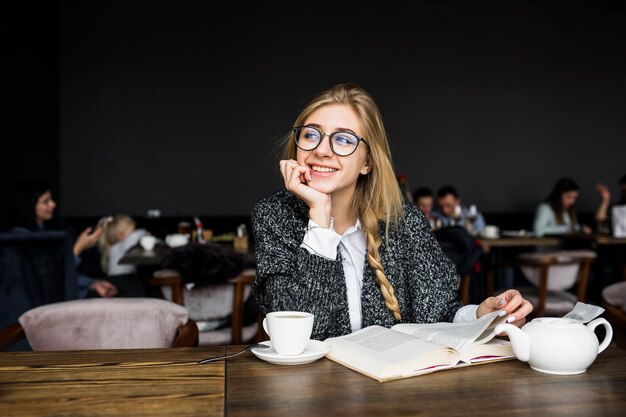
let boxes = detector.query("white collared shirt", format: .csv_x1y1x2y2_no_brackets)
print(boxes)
300,219,478,331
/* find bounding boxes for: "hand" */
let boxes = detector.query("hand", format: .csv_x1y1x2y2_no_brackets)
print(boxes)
476,289,533,328
90,280,118,298
595,182,611,201
280,159,331,227
582,224,593,234
73,225,104,256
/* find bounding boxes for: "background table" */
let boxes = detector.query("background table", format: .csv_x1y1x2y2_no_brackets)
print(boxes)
477,236,562,298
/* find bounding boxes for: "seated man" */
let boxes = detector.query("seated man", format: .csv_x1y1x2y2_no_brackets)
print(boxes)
432,185,486,235
412,187,438,229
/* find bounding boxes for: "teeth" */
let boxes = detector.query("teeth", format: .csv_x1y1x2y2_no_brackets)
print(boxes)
311,166,337,173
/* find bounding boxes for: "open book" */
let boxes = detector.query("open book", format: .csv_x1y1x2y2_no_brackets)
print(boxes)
324,310,513,382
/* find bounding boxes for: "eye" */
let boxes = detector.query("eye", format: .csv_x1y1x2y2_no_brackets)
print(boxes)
301,127,321,141
333,132,358,146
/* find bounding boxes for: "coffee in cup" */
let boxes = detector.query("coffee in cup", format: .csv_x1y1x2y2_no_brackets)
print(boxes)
262,311,314,355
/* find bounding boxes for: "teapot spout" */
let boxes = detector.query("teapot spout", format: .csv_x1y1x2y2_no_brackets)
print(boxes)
494,323,530,362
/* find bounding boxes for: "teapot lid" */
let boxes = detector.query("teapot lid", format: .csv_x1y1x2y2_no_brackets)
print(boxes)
532,317,581,327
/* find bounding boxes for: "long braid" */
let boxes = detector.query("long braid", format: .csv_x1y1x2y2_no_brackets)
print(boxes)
362,208,402,321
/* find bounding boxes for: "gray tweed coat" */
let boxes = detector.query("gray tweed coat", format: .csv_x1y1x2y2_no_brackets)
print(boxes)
251,190,462,340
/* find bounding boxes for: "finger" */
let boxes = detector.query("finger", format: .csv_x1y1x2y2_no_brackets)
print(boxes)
280,160,297,187
288,165,309,190
482,295,506,311
505,299,534,324
298,164,311,183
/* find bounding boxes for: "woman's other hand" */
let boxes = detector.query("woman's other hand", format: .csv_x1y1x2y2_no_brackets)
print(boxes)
477,289,533,328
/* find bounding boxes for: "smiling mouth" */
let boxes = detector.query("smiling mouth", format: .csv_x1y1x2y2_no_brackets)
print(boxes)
310,165,338,173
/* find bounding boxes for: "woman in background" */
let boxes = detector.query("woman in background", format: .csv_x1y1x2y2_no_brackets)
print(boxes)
533,177,592,237
252,83,532,340
99,214,148,276
9,178,118,298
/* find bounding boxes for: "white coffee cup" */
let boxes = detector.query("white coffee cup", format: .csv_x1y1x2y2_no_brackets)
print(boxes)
165,234,189,248
262,311,314,356
140,235,157,251
483,225,500,238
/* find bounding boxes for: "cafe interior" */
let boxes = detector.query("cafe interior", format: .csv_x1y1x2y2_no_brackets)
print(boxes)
1,1,626,416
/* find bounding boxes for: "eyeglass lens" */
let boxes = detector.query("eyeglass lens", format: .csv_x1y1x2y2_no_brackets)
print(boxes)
295,127,360,156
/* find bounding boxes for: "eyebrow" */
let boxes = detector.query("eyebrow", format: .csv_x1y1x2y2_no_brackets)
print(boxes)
305,123,359,135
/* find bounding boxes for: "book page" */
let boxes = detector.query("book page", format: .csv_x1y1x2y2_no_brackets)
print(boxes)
391,310,503,351
325,325,459,381
456,338,514,363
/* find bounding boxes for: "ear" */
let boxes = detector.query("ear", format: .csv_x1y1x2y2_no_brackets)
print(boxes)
360,165,370,175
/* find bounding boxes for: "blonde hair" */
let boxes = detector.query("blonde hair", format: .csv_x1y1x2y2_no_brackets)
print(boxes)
284,83,405,320
98,214,136,274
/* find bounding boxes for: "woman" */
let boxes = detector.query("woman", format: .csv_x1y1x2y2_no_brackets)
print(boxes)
533,177,592,237
252,83,531,340
9,179,118,298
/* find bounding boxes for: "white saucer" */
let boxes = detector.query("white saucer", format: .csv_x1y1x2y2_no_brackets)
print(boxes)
251,340,330,365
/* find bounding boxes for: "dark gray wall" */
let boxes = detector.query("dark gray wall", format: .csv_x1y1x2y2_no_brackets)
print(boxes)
45,1,626,218
1,3,59,230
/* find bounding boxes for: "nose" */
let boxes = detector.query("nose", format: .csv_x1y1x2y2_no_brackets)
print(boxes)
313,134,334,158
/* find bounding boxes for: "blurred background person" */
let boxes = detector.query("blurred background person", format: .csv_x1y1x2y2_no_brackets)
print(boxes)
98,214,150,297
412,186,438,229
596,175,626,232
433,185,486,235
100,214,148,276
9,178,118,298
533,177,592,237
594,181,612,234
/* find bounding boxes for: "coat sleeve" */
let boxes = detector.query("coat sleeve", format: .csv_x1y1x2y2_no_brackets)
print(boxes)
251,195,351,339
403,204,464,323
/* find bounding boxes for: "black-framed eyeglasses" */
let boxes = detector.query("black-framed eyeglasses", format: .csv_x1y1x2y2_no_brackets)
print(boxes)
293,126,368,157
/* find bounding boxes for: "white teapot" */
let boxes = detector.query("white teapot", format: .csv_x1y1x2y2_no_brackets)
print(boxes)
494,317,613,375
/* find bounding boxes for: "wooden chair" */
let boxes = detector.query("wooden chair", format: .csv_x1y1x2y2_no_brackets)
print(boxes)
151,268,263,345
515,250,596,317
0,298,198,351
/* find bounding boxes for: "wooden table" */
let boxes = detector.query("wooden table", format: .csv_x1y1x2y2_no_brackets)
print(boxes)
228,346,626,416
478,236,561,254
0,347,225,417
3,346,626,416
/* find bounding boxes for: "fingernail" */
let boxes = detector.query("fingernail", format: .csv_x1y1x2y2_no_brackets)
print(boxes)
498,310,506,317
497,299,505,306
507,316,517,323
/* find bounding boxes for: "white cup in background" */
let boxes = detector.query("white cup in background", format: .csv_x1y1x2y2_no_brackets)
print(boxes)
139,235,157,251
165,234,189,247
483,225,500,238
262,311,314,356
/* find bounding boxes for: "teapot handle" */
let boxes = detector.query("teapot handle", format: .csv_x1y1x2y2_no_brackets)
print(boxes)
586,318,613,354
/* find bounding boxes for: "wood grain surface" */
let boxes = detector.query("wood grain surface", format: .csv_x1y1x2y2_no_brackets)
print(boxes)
3,345,625,417
225,346,626,417
0,347,225,417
